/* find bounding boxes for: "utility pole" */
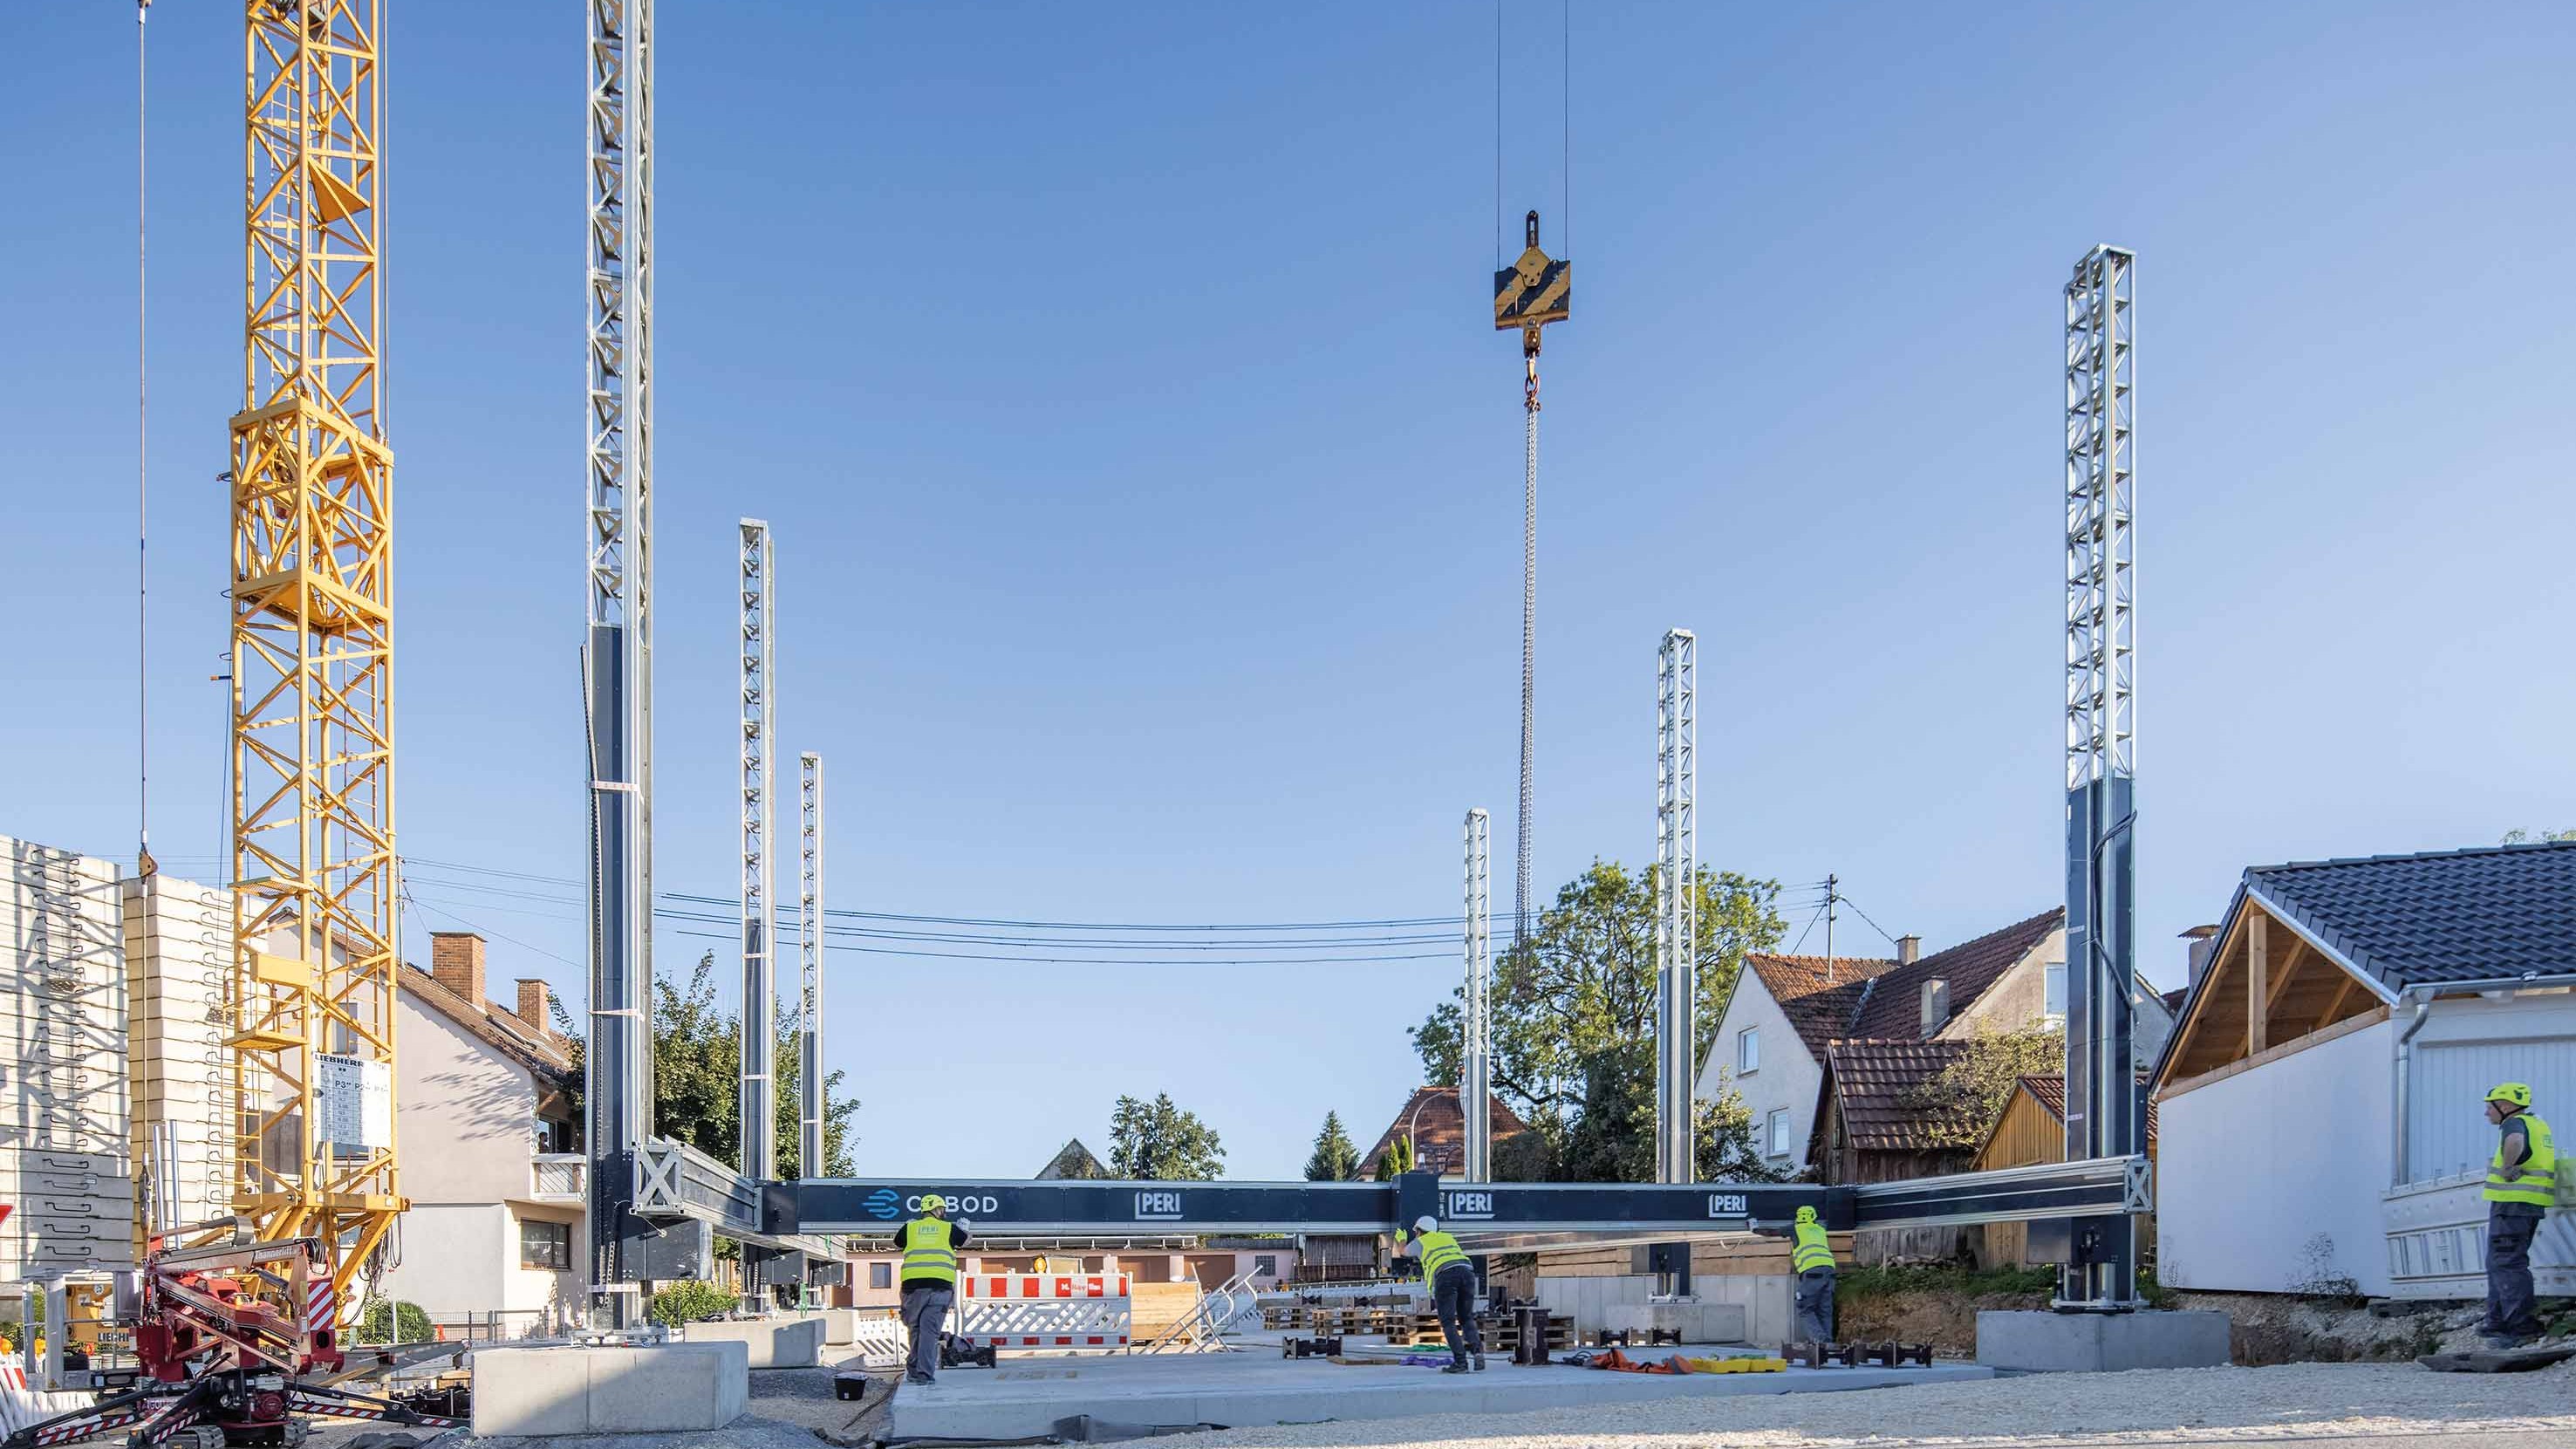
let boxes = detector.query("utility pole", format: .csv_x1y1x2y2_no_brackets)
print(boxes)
1460,807,1492,1182
797,752,826,1177
1823,874,1837,983
1493,210,1568,946
2060,243,2142,1311
740,520,776,1187
584,0,655,1326
1654,630,1697,1185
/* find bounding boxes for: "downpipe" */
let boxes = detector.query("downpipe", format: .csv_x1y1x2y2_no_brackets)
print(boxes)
2392,988,2432,1190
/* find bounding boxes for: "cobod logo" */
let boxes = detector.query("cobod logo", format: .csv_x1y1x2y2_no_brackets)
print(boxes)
1444,1191,1494,1220
869,1190,1002,1220
1706,1193,1748,1217
1135,1191,1184,1220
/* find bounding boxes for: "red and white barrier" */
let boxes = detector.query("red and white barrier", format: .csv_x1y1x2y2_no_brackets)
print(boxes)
953,1273,1131,1350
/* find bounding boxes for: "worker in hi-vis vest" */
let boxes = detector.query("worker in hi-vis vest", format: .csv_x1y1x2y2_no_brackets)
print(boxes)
2480,1083,2555,1347
1790,1205,1837,1345
896,1194,971,1384
1397,1215,1486,1372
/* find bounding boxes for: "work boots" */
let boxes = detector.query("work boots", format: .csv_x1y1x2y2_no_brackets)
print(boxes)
1472,1353,1487,1371
1442,1356,1471,1375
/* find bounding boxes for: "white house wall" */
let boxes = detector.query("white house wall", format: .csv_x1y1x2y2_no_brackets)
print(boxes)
382,1202,575,1326
2157,1018,2393,1295
394,994,543,1206
2403,988,2576,1184
1696,974,1822,1173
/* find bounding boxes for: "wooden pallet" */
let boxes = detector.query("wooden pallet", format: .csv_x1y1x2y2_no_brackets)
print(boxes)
2418,1343,2576,1374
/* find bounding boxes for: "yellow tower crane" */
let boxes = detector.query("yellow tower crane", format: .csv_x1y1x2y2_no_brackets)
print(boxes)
222,0,404,1319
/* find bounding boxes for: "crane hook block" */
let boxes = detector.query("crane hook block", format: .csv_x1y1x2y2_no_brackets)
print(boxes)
1494,208,1569,357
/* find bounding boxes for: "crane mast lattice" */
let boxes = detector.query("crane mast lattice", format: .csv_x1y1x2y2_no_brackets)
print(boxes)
224,0,404,1312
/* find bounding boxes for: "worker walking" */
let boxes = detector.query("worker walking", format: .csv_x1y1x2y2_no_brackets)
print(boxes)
2479,1083,2554,1348
1790,1205,1837,1346
896,1194,971,1385
1400,1215,1486,1373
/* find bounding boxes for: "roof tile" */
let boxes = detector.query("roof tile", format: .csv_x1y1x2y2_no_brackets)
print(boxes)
2246,842,2576,991
1823,1039,1975,1152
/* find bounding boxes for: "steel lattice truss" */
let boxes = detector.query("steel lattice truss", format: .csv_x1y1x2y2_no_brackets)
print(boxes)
739,521,777,1185
226,0,402,1309
2064,245,2135,790
1653,630,1698,1184
796,754,825,1177
1459,808,1492,1182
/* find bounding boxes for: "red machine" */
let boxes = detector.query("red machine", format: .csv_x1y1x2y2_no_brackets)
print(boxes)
3,1240,461,1449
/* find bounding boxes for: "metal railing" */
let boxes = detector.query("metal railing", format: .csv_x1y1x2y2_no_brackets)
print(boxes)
531,1154,586,1200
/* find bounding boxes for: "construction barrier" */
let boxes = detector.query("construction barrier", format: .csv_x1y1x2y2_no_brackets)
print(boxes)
954,1273,1131,1351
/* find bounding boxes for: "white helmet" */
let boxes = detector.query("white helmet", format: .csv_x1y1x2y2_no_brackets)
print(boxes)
1414,1215,1438,1234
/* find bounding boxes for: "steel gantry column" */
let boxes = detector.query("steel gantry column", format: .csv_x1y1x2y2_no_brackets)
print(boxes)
584,0,655,1323
2060,243,2142,1310
1654,630,1698,1184
796,752,825,1177
225,0,406,1314
1460,808,1493,1182
739,521,777,1186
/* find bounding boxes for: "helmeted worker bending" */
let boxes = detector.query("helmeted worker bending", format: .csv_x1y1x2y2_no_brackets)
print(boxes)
895,1194,973,1384
1790,1204,1837,1345
2479,1082,2555,1348
1397,1215,1486,1373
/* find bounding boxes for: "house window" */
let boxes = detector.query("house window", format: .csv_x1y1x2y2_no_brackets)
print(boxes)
519,1219,571,1271
1254,1254,1278,1279
1766,1108,1792,1159
870,1261,893,1290
1738,1028,1759,1075
2043,960,2067,1022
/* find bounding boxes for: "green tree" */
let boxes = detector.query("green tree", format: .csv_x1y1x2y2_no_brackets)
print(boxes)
1370,1132,1416,1181
1108,1093,1226,1179
1900,1025,2066,1149
1410,861,1785,1124
1304,1111,1361,1181
775,1003,860,1179
2503,829,2576,844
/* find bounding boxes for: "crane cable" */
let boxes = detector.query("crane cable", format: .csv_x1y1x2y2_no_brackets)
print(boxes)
136,0,154,881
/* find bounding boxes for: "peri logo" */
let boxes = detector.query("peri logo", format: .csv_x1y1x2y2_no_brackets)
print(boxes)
1444,1191,1494,1220
864,1188,902,1220
1705,1193,1748,1217
1135,1191,1184,1220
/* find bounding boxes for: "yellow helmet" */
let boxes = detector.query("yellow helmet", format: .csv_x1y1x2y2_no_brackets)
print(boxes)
2486,1083,2534,1110
1794,1205,1819,1224
920,1193,948,1213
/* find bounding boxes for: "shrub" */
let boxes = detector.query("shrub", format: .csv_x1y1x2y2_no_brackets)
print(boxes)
648,1280,736,1328
356,1298,434,1345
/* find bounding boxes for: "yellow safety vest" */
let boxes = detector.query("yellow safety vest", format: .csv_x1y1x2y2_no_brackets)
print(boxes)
901,1217,959,1285
2485,1110,2558,1209
1415,1230,1469,1279
1791,1220,1835,1273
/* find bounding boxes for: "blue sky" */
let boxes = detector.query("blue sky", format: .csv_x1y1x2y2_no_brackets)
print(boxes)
4,2,2572,1179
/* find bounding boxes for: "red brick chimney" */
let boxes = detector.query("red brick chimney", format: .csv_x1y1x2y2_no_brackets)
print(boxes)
516,979,549,1029
429,932,487,1005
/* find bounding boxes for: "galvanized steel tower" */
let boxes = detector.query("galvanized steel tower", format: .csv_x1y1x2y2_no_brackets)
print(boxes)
739,520,776,1186
2060,244,2142,1309
1460,807,1493,1182
1654,629,1698,1185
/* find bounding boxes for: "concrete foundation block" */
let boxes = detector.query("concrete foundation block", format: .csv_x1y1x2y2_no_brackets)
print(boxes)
790,1308,860,1345
470,1343,749,1437
1976,1309,2231,1372
683,1316,827,1368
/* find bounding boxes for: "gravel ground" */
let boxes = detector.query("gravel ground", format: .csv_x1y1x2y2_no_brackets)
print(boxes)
1153,1361,2576,1449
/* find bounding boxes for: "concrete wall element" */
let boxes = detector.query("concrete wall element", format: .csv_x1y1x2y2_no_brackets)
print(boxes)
1695,973,1826,1173
1976,1309,2230,1370
470,1343,748,1436
2157,1018,2392,1295
788,1308,862,1345
1690,1275,1793,1348
1602,1301,1746,1344
682,1316,827,1369
1533,1275,1650,1339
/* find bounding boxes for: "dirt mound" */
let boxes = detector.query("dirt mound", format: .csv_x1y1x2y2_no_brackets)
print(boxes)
2173,1291,2450,1365
1839,1288,2048,1356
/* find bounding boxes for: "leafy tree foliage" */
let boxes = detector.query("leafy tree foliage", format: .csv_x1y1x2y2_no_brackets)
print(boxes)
647,1279,736,1327
1900,1025,2066,1149
1109,1092,1227,1179
1304,1111,1361,1181
2503,828,2576,844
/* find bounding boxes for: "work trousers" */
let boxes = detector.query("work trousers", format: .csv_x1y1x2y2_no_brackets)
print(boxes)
1794,1267,1836,1345
2484,1208,2541,1339
1431,1263,1485,1363
901,1283,955,1383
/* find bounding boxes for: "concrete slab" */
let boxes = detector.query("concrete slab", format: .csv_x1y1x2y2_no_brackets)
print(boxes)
889,1345,1989,1439
1976,1309,2232,1372
470,1343,749,1437
682,1317,827,1369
